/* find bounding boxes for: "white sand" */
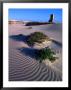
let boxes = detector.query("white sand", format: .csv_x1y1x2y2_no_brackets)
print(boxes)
9,23,62,81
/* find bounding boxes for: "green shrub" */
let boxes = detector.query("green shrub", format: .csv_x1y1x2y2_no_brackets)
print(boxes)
27,32,50,45
36,48,56,63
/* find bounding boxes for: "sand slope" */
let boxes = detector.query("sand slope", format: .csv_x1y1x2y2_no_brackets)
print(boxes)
9,23,62,81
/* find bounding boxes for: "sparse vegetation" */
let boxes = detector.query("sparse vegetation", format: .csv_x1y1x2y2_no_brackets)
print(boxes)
35,47,57,63
27,32,50,45
27,32,56,63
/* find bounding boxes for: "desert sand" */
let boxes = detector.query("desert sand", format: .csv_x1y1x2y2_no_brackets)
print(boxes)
9,23,62,81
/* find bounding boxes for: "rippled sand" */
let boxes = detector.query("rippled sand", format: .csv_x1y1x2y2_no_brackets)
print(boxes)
9,23,62,81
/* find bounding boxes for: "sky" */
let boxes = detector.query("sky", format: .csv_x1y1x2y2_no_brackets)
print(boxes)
9,9,62,23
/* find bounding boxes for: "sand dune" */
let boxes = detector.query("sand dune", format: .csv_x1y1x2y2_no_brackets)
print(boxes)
9,48,62,81
9,23,62,81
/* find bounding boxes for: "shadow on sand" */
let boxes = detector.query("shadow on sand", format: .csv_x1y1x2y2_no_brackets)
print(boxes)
10,34,39,60
18,47,38,60
9,34,28,44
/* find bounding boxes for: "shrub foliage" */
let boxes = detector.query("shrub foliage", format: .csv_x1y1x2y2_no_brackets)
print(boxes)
27,32,50,45
35,48,56,63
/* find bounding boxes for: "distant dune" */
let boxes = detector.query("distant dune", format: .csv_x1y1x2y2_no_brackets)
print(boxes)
9,23,62,81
